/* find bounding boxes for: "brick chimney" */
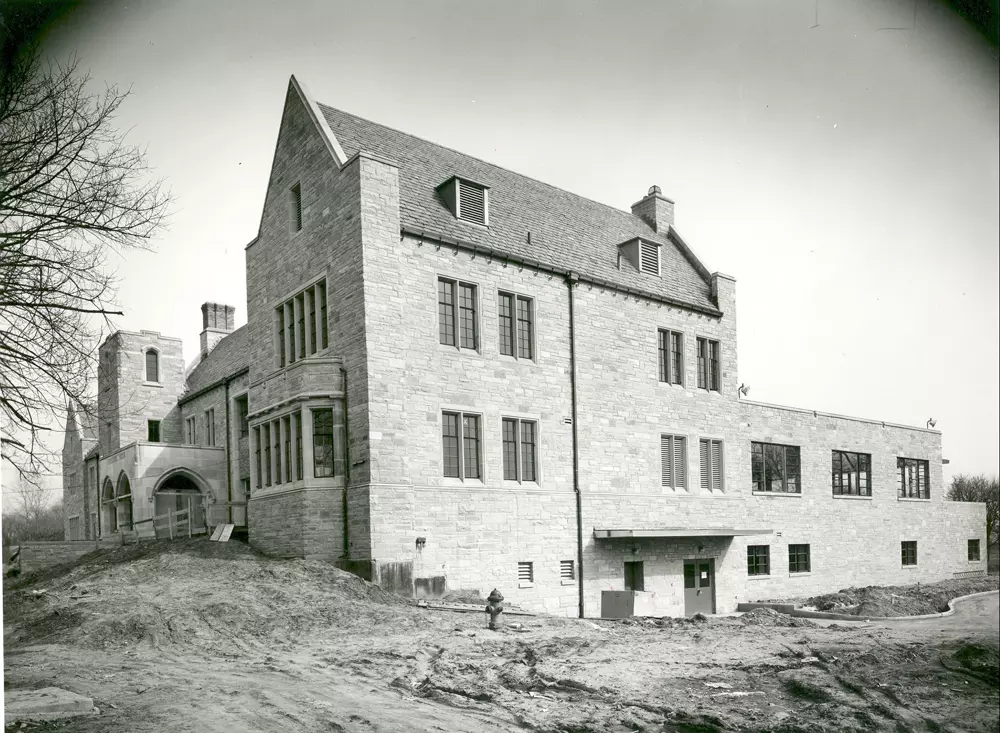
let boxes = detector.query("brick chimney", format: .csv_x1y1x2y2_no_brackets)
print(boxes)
631,185,675,233
200,302,235,358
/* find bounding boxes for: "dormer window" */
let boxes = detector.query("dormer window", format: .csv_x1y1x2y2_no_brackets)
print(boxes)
617,237,661,276
437,176,489,226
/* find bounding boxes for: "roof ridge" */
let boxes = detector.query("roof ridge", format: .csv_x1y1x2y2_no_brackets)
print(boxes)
317,103,665,241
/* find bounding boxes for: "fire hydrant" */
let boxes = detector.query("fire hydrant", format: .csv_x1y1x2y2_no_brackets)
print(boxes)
485,588,504,631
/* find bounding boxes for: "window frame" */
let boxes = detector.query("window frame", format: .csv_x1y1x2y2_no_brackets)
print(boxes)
185,416,197,445
897,457,930,500
437,276,480,352
752,441,802,494
501,416,539,484
147,419,161,443
657,329,684,386
273,277,329,368
660,433,687,490
968,539,981,562
901,540,918,566
695,336,721,392
498,290,535,361
312,407,338,479
143,347,161,384
788,543,811,574
831,450,872,497
204,408,216,447
747,545,770,577
441,410,483,481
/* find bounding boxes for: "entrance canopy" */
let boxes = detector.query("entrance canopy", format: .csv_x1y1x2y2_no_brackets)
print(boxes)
593,528,772,539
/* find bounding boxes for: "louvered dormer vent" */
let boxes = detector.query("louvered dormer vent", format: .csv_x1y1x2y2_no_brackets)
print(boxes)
437,176,490,227
639,240,660,275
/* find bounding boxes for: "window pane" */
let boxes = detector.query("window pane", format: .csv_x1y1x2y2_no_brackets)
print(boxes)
319,281,329,349
708,340,720,391
277,307,286,366
521,420,537,482
145,351,158,382
516,296,533,359
696,338,707,389
442,412,460,477
286,304,295,363
313,409,334,478
296,294,306,359
462,414,481,479
502,418,518,480
458,283,477,349
751,442,764,492
295,412,303,480
765,444,785,492
308,289,317,355
785,447,800,493
670,332,683,384
498,293,514,356
438,279,455,346
699,439,711,491
657,330,667,383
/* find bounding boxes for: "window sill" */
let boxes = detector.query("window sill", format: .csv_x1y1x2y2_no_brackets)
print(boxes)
897,497,931,502
901,564,919,569
832,494,873,500
442,477,485,488
747,574,771,580
789,571,812,577
560,579,575,586
437,343,481,358
752,491,802,498
503,480,540,489
518,581,534,589
498,354,536,366
142,381,162,388
967,560,982,565
656,380,685,389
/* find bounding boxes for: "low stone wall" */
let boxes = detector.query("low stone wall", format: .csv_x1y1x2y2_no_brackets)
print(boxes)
4,541,100,574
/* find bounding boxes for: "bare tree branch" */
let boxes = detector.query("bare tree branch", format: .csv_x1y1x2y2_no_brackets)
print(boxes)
947,473,1000,549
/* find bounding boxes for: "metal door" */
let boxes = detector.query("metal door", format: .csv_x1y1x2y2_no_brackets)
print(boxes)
683,559,715,615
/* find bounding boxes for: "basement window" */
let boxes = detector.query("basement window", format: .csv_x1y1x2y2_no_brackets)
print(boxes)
901,541,918,566
437,176,489,226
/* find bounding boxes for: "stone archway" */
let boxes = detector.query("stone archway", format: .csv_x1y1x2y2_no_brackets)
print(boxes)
152,469,208,531
102,477,117,533
116,472,133,530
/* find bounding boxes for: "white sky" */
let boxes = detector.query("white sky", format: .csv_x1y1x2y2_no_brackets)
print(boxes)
26,0,1000,489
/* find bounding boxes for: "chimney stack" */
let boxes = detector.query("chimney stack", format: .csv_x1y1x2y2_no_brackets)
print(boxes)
200,302,235,358
631,185,675,233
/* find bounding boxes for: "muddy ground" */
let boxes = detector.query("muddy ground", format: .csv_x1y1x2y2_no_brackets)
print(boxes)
771,577,999,617
3,539,998,733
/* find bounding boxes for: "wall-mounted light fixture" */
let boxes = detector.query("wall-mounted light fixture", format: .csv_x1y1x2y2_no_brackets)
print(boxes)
926,418,937,429
738,383,750,398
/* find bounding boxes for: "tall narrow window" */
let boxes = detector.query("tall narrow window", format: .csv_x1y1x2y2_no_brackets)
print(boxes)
696,337,720,391
286,304,295,363
438,278,456,346
502,417,538,483
498,292,533,360
145,350,159,383
263,423,272,487
968,539,981,562
752,442,801,494
657,330,683,385
290,182,302,232
204,409,216,446
458,283,478,350
308,290,317,354
283,415,292,483
832,450,871,496
254,427,262,489
296,293,306,360
273,420,282,485
295,412,303,480
313,408,335,478
699,438,724,492
660,434,686,489
442,411,481,480
901,541,917,566
147,420,161,443
185,416,197,444
277,308,286,367
897,458,930,499
237,396,249,437
318,281,329,349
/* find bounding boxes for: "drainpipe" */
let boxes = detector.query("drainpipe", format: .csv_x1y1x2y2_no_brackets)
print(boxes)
567,272,584,619
224,379,233,524
340,366,350,559
95,452,101,540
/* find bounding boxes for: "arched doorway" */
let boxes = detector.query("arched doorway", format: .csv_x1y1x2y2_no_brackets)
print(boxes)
102,477,117,533
153,470,206,531
116,472,133,530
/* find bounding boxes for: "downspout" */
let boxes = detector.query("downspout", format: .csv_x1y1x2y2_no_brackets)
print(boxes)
340,366,350,559
567,272,584,619
95,452,101,540
224,379,233,524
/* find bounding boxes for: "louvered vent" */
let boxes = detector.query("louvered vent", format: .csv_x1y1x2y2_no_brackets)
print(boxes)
560,560,575,579
700,439,724,492
661,434,686,489
517,561,534,582
639,240,660,274
458,179,488,226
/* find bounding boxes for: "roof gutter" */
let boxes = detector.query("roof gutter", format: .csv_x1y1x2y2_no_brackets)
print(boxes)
400,227,723,318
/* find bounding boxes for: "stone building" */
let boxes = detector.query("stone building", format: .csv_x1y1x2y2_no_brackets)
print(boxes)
63,76,986,617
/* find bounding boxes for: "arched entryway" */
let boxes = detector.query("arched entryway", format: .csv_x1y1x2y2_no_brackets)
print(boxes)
102,477,117,533
153,469,207,531
116,472,133,530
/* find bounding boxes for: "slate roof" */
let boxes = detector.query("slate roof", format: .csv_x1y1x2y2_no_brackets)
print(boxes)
182,324,249,400
318,105,718,313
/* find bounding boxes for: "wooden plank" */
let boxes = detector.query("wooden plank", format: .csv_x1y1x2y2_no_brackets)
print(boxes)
209,525,225,542
218,524,235,543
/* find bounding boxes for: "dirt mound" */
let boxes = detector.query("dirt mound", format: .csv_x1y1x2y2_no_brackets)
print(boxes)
740,607,817,628
3,537,414,652
776,576,998,617
951,643,1000,687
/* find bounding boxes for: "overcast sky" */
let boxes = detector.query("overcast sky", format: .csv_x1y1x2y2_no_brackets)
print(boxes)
33,0,1000,483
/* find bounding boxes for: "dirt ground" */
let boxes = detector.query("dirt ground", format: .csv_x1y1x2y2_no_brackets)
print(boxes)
3,539,998,733
770,577,1000,617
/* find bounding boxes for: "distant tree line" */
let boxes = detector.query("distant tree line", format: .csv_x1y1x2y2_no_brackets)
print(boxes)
947,473,999,549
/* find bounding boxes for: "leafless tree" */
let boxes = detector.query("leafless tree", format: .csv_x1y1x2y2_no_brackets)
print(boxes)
0,46,169,483
947,473,999,549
